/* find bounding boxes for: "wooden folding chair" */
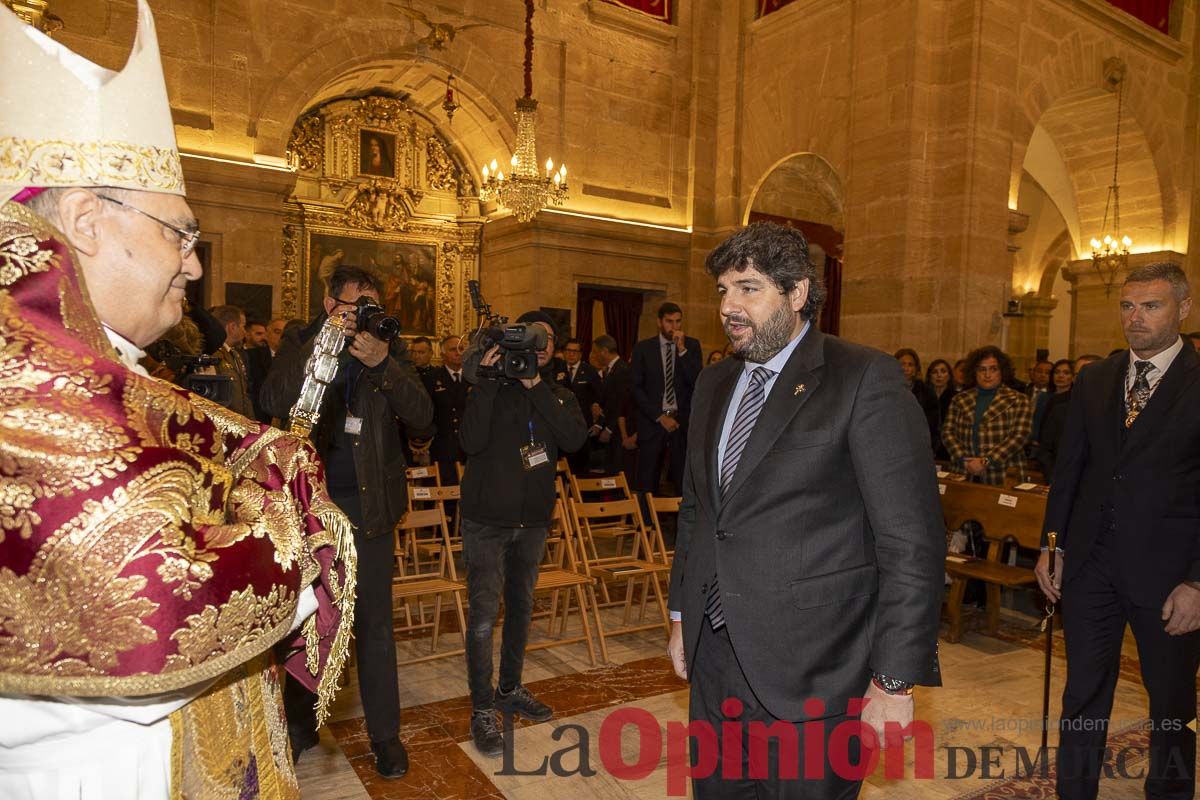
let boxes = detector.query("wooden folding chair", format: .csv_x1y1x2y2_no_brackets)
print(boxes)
569,498,672,639
405,465,442,486
525,497,608,665
568,472,639,559
645,493,679,565
391,505,468,664
404,485,463,573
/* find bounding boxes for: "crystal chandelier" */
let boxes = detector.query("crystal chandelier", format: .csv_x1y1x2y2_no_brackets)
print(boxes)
479,0,568,222
1090,61,1132,296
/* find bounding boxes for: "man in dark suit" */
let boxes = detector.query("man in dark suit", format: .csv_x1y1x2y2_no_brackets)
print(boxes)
1037,263,1200,800
242,320,274,424
559,337,602,474
593,334,634,478
667,223,944,798
422,334,469,486
631,302,702,497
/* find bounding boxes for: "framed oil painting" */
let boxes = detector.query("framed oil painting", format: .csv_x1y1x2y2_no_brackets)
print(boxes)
359,129,396,178
307,232,437,336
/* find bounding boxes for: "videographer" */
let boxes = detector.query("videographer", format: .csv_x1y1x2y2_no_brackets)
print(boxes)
458,310,587,758
260,265,432,779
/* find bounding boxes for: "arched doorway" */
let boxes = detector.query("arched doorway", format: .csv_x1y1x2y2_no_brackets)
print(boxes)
743,153,845,334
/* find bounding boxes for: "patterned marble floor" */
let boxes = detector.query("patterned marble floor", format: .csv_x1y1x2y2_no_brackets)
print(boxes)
297,604,1188,800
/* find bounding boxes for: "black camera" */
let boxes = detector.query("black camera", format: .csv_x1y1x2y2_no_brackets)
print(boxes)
174,354,233,407
354,297,401,342
478,324,547,381
462,280,547,382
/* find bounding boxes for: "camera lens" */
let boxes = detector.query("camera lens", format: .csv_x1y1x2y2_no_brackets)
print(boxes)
370,315,401,342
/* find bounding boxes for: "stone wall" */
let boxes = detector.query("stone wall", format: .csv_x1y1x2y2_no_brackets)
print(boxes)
41,0,1200,361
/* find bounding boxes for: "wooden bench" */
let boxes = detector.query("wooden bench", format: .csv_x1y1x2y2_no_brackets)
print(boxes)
939,478,1048,643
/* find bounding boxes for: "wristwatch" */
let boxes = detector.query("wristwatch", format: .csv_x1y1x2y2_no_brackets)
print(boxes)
872,672,914,695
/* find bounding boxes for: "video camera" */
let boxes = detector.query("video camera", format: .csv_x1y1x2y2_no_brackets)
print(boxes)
169,354,233,407
462,280,546,382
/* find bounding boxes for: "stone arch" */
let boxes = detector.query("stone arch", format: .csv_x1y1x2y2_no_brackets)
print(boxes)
741,152,845,230
1009,37,1176,249
1037,229,1074,299
251,34,523,182
1023,89,1164,257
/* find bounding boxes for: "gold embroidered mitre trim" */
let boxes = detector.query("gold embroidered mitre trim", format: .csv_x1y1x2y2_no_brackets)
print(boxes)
0,0,184,198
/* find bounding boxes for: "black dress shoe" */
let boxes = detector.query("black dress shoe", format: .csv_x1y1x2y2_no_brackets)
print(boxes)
289,727,320,765
370,737,409,779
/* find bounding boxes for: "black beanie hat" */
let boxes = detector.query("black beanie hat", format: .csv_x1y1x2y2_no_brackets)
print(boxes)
515,310,556,332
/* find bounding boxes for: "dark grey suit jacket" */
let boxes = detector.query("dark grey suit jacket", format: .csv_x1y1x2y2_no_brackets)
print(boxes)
667,327,945,721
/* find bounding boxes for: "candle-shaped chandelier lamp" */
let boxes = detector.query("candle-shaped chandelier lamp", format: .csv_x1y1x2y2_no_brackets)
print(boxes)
479,0,568,222
1090,60,1132,296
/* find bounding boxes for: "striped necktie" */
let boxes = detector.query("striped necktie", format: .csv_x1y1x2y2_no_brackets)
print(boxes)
664,341,677,409
706,366,772,630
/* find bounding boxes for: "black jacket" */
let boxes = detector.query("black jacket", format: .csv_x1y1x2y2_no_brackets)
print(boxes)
599,358,632,431
260,316,434,538
558,361,602,424
631,334,702,435
459,376,587,528
423,366,469,465
1034,389,1071,478
1042,343,1200,607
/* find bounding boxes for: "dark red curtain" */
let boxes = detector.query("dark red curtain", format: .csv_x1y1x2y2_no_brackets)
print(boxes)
576,287,644,361
748,212,843,335
758,0,799,17
604,0,672,23
820,255,842,336
1106,0,1171,33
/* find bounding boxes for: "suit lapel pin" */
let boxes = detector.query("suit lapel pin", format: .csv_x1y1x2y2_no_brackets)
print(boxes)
794,383,806,396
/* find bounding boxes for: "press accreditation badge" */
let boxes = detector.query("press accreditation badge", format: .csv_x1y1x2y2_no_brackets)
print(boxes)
344,415,363,435
520,442,550,471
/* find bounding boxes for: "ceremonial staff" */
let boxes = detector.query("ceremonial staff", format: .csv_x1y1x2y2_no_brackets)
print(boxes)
1041,530,1058,752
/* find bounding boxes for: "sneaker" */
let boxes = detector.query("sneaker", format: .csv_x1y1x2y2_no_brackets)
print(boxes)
471,709,505,758
494,684,553,723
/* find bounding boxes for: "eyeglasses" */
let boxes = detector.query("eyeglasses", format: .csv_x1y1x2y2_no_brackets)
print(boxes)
98,194,201,258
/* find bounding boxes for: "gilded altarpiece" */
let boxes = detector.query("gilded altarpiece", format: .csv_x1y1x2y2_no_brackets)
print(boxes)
282,96,483,340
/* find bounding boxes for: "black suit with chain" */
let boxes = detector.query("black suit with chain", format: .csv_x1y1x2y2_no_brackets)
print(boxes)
1043,340,1200,800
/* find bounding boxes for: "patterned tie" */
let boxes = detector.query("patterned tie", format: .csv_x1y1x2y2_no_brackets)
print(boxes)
706,366,773,630
664,341,677,410
1125,360,1154,428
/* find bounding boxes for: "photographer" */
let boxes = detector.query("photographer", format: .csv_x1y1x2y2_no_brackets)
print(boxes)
260,265,432,779
458,311,587,757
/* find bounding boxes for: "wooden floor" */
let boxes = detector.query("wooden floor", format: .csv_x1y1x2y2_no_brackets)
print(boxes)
297,603,1186,800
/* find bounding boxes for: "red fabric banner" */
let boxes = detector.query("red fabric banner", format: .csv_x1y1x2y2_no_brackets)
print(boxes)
604,0,672,23
758,0,800,17
1106,0,1171,34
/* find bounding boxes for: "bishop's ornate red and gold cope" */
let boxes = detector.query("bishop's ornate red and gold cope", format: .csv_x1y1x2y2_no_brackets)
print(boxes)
0,200,355,727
